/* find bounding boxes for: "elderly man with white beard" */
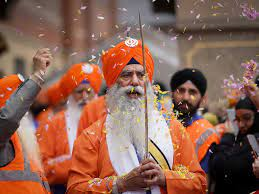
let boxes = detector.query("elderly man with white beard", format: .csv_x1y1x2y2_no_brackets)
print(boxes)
37,63,102,194
67,38,206,194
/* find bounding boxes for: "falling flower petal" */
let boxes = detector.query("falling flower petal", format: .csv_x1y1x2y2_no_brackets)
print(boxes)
38,34,45,38
80,6,87,10
216,55,221,60
217,3,224,7
53,46,59,52
97,16,104,20
241,3,259,20
70,52,78,56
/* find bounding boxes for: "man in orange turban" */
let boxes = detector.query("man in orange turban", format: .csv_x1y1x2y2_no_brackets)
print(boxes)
37,63,102,194
77,38,154,136
67,38,206,194
0,48,52,194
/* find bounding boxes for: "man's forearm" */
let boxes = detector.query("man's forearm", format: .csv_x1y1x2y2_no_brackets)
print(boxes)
0,48,51,165
0,79,41,144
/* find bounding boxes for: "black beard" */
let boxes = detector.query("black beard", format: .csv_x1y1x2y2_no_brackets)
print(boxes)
173,99,201,120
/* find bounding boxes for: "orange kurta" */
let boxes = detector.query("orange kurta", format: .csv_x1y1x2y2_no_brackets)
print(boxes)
0,133,50,194
37,110,72,185
77,96,107,137
186,118,220,162
67,116,207,194
36,107,54,127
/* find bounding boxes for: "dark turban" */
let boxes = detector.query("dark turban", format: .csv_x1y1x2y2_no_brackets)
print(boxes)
170,68,207,96
235,97,257,113
235,97,259,135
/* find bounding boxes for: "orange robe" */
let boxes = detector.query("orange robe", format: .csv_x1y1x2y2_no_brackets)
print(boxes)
67,116,207,194
37,110,73,185
186,118,220,162
0,133,50,194
77,96,106,137
36,107,54,127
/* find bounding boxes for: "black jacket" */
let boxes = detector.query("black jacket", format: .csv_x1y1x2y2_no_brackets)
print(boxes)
210,132,259,194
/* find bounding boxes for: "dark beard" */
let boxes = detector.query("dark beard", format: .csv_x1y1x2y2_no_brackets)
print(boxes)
173,99,201,120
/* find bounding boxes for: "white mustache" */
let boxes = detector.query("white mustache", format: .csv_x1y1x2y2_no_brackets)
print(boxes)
120,86,144,95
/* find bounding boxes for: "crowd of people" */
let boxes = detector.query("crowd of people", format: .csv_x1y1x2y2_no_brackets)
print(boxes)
0,36,259,194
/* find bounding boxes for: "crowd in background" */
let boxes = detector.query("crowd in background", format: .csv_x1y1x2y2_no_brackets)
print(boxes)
0,29,259,194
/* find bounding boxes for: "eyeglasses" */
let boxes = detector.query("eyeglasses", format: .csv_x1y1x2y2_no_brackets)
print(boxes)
235,114,254,123
74,88,92,94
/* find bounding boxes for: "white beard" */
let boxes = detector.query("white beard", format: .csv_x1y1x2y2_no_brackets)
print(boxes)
17,112,42,170
66,96,83,128
65,96,83,154
106,83,156,160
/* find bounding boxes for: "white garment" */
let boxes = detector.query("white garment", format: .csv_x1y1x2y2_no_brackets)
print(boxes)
106,110,174,194
65,96,82,155
17,111,42,169
19,111,36,133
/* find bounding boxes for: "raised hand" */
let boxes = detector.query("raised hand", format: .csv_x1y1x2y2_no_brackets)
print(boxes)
33,48,52,73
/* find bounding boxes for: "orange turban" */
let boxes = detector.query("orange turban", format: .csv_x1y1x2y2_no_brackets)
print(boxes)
0,74,24,108
46,81,65,106
60,63,102,98
101,38,154,87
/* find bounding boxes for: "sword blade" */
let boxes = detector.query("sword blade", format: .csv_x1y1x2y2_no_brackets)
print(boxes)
138,10,149,159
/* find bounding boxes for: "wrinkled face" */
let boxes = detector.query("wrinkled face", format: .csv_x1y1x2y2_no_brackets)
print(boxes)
235,109,255,134
116,64,145,99
71,83,95,106
172,81,202,114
